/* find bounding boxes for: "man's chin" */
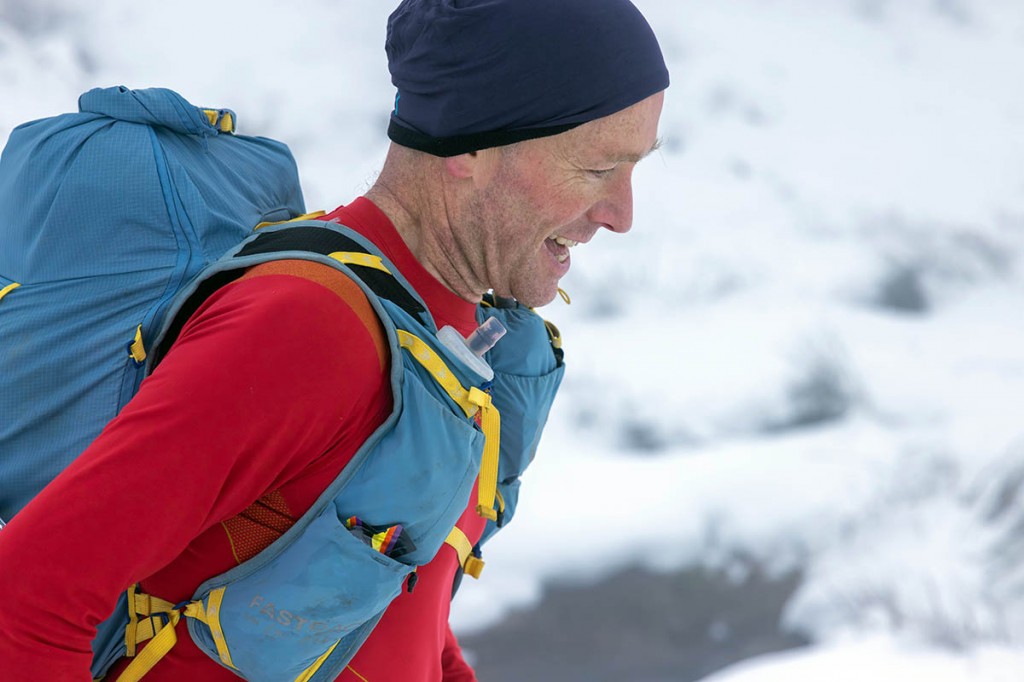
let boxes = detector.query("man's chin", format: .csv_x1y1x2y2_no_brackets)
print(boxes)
501,286,559,309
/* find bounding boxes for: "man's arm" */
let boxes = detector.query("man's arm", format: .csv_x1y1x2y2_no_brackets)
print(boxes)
0,272,385,679
442,623,479,682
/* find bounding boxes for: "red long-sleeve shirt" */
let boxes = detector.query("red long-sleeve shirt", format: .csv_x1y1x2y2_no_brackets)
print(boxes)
0,198,483,681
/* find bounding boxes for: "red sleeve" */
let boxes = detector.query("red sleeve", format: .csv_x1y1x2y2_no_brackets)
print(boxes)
0,273,385,679
442,624,479,682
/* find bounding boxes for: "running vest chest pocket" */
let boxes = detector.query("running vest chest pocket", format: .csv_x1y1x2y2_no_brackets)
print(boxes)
478,302,565,545
184,352,485,681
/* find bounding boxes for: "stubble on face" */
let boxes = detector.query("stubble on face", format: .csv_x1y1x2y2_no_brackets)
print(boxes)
432,91,665,307
481,94,665,307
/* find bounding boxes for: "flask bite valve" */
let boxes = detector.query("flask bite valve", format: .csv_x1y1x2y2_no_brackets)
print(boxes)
465,316,507,357
436,317,507,381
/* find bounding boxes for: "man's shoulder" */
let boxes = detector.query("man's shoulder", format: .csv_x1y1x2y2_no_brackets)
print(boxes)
233,258,390,368
239,259,373,311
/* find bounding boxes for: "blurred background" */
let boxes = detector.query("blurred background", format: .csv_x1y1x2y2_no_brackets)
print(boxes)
3,1,1024,679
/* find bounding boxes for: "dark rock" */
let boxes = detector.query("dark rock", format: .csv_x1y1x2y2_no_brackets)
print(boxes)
460,562,809,682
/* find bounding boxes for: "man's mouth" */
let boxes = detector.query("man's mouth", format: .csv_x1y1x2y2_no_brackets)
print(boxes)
548,235,579,263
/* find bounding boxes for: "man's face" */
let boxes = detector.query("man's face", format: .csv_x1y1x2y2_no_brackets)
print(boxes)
452,91,665,307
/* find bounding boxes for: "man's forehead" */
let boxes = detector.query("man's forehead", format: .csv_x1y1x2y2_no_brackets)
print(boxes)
567,99,663,160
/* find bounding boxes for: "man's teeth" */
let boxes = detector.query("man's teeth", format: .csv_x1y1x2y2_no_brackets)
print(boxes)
551,236,577,263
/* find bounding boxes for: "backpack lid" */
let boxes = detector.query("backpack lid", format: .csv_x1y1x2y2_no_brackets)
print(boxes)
78,86,234,136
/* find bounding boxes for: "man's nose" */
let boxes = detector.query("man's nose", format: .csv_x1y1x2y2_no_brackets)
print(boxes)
588,167,634,234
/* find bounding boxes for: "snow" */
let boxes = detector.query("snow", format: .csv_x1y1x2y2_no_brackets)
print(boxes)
4,0,1024,679
700,636,1024,682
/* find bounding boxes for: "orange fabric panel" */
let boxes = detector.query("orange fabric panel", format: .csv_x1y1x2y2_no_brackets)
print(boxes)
238,259,388,370
220,491,293,565
220,260,391,566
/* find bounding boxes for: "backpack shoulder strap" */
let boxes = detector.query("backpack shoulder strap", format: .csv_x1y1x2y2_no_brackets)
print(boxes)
147,221,432,371
238,222,430,322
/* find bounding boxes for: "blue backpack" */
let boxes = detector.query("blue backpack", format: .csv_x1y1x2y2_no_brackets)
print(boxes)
0,87,564,680
0,86,308,522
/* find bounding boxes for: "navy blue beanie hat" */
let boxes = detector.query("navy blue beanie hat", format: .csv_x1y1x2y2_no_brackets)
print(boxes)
386,0,670,157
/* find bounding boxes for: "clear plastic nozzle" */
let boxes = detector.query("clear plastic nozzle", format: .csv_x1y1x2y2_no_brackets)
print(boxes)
464,317,507,357
436,317,507,382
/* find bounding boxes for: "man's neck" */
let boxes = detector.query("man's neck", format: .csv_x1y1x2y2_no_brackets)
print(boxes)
363,182,483,305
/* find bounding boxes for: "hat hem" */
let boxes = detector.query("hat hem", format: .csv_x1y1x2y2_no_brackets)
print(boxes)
387,119,582,157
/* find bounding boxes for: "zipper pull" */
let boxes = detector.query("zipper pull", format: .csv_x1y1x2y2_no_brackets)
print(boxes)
406,568,419,594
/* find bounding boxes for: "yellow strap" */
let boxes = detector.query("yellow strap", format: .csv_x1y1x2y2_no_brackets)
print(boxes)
328,251,392,274
396,330,502,521
396,330,477,418
0,281,19,303
557,287,571,305
131,617,162,645
201,109,235,133
444,526,485,579
129,325,146,363
294,640,341,682
131,588,178,617
125,586,179,652
124,584,141,658
202,587,236,669
116,610,181,682
254,210,328,230
468,387,501,522
120,585,233,679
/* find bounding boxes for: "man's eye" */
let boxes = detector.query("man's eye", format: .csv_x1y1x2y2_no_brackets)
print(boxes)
588,167,615,178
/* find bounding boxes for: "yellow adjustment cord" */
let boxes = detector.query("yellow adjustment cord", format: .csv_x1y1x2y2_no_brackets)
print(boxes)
469,387,501,522
557,288,571,305
0,281,19,303
294,640,341,682
254,210,328,230
328,251,392,274
129,325,146,363
201,109,235,133
445,526,485,579
543,319,562,350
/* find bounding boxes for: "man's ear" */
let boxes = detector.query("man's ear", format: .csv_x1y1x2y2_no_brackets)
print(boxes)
444,148,500,188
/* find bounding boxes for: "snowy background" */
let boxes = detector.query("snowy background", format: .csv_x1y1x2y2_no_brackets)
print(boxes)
3,0,1024,679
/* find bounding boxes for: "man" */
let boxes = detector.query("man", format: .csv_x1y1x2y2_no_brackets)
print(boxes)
0,0,667,679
